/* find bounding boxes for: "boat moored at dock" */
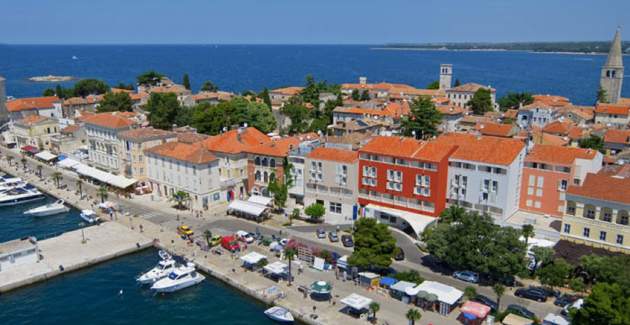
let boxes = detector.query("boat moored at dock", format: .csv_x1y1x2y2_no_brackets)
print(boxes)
79,210,100,223
0,185,45,206
137,251,176,284
150,262,205,293
23,200,70,217
264,306,295,323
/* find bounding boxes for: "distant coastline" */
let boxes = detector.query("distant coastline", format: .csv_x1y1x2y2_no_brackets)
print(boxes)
29,75,75,82
370,47,618,56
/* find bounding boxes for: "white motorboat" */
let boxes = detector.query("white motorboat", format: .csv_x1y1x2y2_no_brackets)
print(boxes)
0,185,45,207
0,177,26,191
264,306,295,323
150,262,205,293
80,209,100,223
23,200,70,217
137,251,177,284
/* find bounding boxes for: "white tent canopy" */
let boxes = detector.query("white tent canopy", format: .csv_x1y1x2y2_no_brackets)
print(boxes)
414,281,463,305
365,203,437,236
247,195,273,206
35,150,57,161
263,261,288,275
340,293,372,311
240,252,267,265
69,163,137,189
390,280,416,293
57,158,80,169
228,200,268,217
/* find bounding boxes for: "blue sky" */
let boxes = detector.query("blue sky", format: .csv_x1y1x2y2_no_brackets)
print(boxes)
1,0,629,44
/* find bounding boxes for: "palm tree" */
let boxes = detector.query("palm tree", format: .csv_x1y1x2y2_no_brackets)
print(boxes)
76,179,83,199
204,230,212,247
522,224,534,247
52,171,63,189
406,308,421,325
369,302,380,323
170,191,190,210
36,165,43,178
20,157,27,170
284,247,297,286
7,155,14,167
464,286,477,300
97,185,108,203
493,283,505,312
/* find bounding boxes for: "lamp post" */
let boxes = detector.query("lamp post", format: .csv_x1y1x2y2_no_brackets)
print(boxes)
79,222,87,244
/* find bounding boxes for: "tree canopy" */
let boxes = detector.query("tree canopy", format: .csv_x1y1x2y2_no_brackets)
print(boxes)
578,135,605,153
281,102,310,134
304,203,325,222
401,96,442,139
498,92,533,111
190,97,276,135
97,92,133,112
536,258,572,289
426,80,440,89
424,207,526,282
468,88,494,115
182,73,191,90
571,283,630,325
348,218,397,270
146,93,182,130
137,70,164,86
201,80,219,92
73,79,110,97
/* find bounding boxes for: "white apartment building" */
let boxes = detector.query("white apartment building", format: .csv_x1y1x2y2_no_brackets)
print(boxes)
83,113,134,173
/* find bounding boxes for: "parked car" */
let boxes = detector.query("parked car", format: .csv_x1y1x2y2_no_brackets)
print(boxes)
328,231,339,242
530,286,560,298
235,230,254,243
279,238,289,246
506,304,535,320
515,287,548,302
221,235,241,252
472,294,498,312
562,298,584,316
210,235,223,247
341,234,354,247
394,247,405,261
452,270,479,283
316,228,326,239
555,294,580,307
177,225,194,237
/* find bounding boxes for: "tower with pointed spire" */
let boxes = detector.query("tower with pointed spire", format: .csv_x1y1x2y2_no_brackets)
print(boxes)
600,28,624,104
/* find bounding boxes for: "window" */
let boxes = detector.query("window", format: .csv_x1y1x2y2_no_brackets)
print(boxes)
583,227,590,238
362,166,377,187
528,175,535,186
255,157,261,165
270,159,276,168
415,175,431,196
491,181,498,193
599,231,607,241
602,210,612,222
537,176,544,187
586,209,595,219
335,164,348,186
329,202,342,214
559,180,568,191
526,199,532,207
617,235,624,245
563,224,571,233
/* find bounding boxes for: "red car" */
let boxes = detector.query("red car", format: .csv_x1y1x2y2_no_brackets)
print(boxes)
221,235,241,252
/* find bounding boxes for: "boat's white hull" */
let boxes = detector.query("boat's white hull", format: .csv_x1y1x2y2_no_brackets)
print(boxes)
0,195,45,207
80,213,99,223
151,274,205,293
24,205,70,217
137,269,170,285
264,307,295,323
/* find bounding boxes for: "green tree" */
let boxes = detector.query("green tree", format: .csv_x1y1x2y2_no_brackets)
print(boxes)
522,224,534,247
468,88,494,115
348,218,397,270
304,203,325,223
351,89,360,101
464,286,477,300
284,247,297,286
454,79,462,87
537,258,572,290
258,88,272,108
569,277,586,293
52,171,63,189
170,191,190,209
360,90,370,101
182,73,191,90
493,284,505,311
401,96,442,139
571,283,630,325
97,185,108,203
190,98,275,135
289,208,300,225
406,308,421,325
369,302,380,322
597,87,608,103
73,79,109,97
531,246,555,270
267,178,288,210
426,80,440,89
578,135,605,153
43,88,56,96
498,92,534,111
137,70,164,86
282,103,310,134
146,93,181,129
580,255,630,292
201,80,219,92
393,270,424,284
204,230,213,247
438,205,467,224
98,92,133,112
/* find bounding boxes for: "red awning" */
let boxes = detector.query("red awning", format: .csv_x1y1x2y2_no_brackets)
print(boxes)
460,301,491,319
21,145,39,154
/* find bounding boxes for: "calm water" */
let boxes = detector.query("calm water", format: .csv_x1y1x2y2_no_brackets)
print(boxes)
0,248,276,325
1,45,628,105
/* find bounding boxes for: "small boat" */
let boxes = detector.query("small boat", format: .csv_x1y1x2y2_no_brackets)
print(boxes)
80,209,100,223
24,200,69,217
137,251,177,284
150,262,205,293
264,306,295,323
72,55,78,60
0,185,45,206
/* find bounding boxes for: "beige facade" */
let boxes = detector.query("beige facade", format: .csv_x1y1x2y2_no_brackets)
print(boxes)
119,128,177,181
11,115,59,150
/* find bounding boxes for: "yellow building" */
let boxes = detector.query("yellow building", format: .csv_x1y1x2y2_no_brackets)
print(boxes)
11,115,59,151
561,172,630,254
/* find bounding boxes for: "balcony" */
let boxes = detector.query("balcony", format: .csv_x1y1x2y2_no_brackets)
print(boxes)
220,177,241,189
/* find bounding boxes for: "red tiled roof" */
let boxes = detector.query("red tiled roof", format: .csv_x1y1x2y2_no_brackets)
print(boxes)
247,137,300,157
526,144,598,165
542,120,574,135
567,173,630,204
270,87,303,96
60,124,80,134
15,115,52,126
595,103,630,115
437,105,465,115
6,96,59,112
81,112,134,129
531,94,571,107
145,141,216,164
449,83,496,93
307,147,358,163
204,127,271,154
475,122,514,137
119,127,176,142
604,129,630,144
359,136,455,162
434,133,525,165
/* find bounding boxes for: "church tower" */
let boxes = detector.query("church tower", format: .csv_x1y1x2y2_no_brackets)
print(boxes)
439,64,452,90
600,28,624,104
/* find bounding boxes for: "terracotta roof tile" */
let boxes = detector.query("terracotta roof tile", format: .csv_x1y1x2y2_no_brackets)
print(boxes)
475,122,515,137
270,87,303,96
595,103,630,115
526,144,598,165
435,133,525,165
604,129,630,144
437,105,465,115
60,124,80,134
145,141,216,164
15,115,53,126
6,96,59,112
359,136,455,162
307,147,358,163
531,94,571,107
449,83,495,93
542,120,574,135
568,173,630,204
119,127,176,142
204,127,271,154
81,112,134,129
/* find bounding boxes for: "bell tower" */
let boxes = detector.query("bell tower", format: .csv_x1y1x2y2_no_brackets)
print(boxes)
600,28,624,103
439,64,452,90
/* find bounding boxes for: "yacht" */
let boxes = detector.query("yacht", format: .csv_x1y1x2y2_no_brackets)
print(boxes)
0,185,45,206
137,251,177,284
0,177,26,191
264,306,295,323
79,209,100,223
24,200,70,217
150,262,205,293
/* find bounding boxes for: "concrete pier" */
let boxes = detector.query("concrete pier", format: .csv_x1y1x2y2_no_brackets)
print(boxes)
0,222,152,293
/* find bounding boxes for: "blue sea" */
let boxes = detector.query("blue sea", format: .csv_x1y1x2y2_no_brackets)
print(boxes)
1,45,628,105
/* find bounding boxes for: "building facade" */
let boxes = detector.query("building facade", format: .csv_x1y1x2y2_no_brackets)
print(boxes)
561,173,629,253
83,113,134,173
6,96,63,122
446,83,497,109
520,145,602,217
600,28,624,104
594,103,630,127
11,115,59,150
118,127,177,181
304,147,359,225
